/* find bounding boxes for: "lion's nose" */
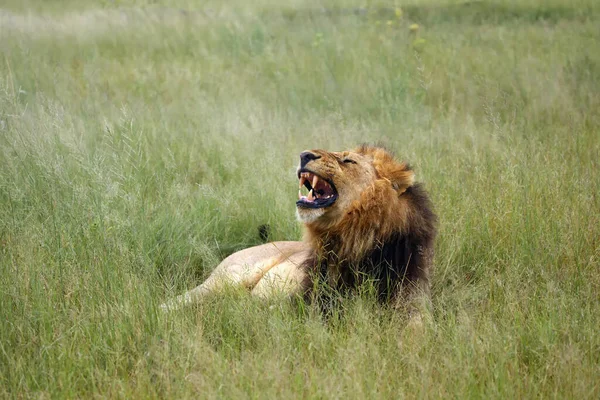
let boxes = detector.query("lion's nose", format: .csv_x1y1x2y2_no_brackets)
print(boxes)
299,151,320,168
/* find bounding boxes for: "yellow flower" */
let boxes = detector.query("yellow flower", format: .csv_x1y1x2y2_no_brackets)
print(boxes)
412,38,426,50
409,23,420,33
395,8,403,19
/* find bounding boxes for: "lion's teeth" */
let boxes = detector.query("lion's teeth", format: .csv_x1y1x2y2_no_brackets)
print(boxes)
307,189,314,201
299,176,305,189
312,175,319,190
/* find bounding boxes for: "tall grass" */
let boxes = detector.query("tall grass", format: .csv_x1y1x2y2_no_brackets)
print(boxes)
1,0,599,398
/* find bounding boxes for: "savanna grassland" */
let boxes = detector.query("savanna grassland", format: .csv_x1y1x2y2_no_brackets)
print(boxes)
1,0,599,398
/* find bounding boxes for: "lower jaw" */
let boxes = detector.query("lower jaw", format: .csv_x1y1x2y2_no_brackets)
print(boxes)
296,207,325,223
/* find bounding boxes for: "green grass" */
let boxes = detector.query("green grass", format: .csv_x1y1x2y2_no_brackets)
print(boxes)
1,0,599,398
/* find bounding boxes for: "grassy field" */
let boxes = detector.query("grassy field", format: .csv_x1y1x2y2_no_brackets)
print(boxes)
1,0,599,398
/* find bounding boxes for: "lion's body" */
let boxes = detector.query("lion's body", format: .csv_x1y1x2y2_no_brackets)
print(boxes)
161,241,310,310
162,146,436,315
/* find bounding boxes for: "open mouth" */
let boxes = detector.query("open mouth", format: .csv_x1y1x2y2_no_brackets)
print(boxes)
297,170,337,209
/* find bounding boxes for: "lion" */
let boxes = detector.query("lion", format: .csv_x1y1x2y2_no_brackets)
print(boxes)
161,145,436,318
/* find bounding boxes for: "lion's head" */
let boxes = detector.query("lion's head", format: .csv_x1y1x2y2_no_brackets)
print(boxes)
297,145,414,224
296,145,427,261
295,145,436,301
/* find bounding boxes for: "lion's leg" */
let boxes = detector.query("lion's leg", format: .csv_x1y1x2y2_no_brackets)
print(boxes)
160,261,271,311
398,246,434,328
394,275,432,329
406,288,432,329
250,257,309,298
160,241,309,311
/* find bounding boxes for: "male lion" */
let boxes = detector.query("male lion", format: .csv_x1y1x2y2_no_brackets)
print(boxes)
161,145,436,317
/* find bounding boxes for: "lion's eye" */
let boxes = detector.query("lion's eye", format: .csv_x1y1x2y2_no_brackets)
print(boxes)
342,159,357,164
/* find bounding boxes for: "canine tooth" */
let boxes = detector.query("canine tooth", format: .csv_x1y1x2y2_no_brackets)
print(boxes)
312,175,319,190
307,189,314,201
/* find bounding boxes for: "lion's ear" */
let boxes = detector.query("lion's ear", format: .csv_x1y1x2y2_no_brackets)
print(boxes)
379,162,415,194
360,146,415,194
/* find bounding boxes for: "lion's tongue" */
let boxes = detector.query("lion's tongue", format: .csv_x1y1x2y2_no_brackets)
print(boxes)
315,180,332,197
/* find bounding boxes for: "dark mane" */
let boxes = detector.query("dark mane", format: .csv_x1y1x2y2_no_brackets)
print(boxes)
308,183,437,303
